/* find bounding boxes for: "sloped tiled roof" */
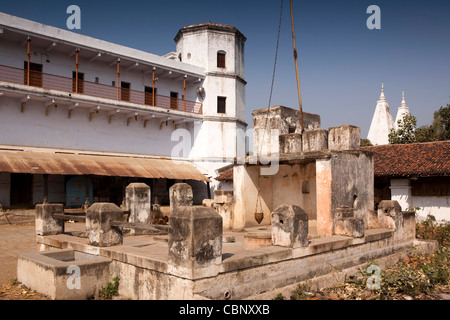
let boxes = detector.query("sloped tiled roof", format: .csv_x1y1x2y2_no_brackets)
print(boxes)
364,141,450,178
215,168,234,182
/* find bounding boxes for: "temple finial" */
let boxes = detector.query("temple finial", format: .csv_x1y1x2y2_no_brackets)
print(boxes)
379,82,386,100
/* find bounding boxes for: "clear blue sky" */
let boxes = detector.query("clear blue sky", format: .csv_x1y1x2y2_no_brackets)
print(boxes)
1,0,449,137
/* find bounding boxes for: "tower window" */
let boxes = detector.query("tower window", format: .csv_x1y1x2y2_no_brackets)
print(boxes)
217,96,226,114
217,51,226,68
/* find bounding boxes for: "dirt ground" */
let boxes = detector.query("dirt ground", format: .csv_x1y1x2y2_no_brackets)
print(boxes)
0,215,51,299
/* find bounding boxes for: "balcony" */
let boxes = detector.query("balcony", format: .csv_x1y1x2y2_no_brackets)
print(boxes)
0,64,203,115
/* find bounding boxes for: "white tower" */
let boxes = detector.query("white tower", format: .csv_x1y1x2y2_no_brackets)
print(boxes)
174,22,247,175
394,91,411,129
367,83,395,145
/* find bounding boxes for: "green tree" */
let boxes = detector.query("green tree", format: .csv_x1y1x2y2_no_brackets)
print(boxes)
432,105,450,140
415,104,450,142
360,138,373,147
388,114,417,144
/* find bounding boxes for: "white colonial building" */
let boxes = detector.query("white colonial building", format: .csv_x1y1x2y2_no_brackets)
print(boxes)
0,12,247,208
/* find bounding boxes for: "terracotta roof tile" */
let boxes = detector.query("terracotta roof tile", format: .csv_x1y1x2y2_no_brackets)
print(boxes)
215,168,233,181
364,141,450,178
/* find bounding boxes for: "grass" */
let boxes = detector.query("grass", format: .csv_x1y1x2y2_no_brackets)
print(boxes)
286,216,450,300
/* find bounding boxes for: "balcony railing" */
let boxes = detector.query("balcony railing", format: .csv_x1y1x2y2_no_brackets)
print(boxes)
0,64,202,114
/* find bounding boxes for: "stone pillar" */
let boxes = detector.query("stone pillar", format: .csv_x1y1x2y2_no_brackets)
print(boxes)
279,133,302,154
86,203,123,247
35,203,64,235
214,190,235,230
168,206,223,279
302,129,328,152
334,206,365,238
125,183,151,224
328,125,360,150
271,204,309,248
377,200,403,231
169,183,193,215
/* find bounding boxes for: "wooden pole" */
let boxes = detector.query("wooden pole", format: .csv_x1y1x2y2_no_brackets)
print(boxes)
116,59,120,100
289,0,304,133
183,75,187,112
75,49,80,93
152,68,156,106
26,38,31,86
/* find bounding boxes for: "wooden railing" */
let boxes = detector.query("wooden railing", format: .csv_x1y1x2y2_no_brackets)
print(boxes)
0,64,203,114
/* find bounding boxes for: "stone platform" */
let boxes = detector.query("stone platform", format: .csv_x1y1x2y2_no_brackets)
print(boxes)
26,216,421,300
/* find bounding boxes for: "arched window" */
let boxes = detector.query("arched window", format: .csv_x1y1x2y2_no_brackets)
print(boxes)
217,51,226,68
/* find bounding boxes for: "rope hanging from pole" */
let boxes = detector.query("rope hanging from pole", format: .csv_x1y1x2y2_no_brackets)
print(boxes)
289,0,304,133
254,0,284,224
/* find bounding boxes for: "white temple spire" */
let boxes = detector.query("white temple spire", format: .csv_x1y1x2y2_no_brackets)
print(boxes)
395,90,411,129
367,82,395,145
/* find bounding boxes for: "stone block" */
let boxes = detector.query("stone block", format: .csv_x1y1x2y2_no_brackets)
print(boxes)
214,190,233,204
279,133,302,154
86,203,123,247
168,206,223,279
334,217,365,238
271,204,309,248
125,183,151,224
328,125,360,150
334,206,354,220
302,129,328,152
35,203,64,236
169,183,193,215
377,200,403,231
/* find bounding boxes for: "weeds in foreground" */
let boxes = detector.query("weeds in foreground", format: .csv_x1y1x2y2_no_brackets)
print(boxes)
98,276,120,300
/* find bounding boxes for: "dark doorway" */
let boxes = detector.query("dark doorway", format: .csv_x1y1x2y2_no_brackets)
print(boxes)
121,82,130,101
72,71,84,93
10,173,33,207
23,62,43,87
145,86,157,106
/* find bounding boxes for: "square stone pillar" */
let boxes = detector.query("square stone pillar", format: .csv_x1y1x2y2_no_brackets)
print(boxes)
169,183,193,215
35,203,64,235
328,125,360,150
279,133,302,154
168,206,222,279
377,200,403,231
302,129,328,152
271,204,309,248
86,203,123,247
125,183,151,224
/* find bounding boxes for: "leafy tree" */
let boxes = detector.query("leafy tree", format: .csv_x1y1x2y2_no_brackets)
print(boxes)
360,138,373,147
432,105,450,140
415,104,450,142
388,114,417,144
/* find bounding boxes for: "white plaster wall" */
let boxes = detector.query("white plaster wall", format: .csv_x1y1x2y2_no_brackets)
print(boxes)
390,179,412,211
0,95,190,155
411,196,450,222
0,173,11,207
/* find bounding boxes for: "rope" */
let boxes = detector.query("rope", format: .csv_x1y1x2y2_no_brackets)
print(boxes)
254,0,284,221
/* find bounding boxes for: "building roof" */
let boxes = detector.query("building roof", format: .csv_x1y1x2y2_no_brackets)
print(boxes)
364,141,450,178
215,168,233,182
0,12,205,78
215,141,450,181
0,146,209,182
